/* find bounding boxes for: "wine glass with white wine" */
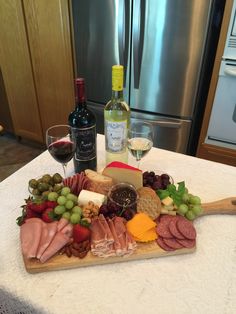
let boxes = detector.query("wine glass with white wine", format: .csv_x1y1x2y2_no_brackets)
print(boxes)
127,121,154,169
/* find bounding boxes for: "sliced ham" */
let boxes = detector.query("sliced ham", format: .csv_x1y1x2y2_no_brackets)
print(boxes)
40,232,71,263
61,222,73,237
36,221,58,259
20,220,42,259
20,218,73,263
57,218,69,232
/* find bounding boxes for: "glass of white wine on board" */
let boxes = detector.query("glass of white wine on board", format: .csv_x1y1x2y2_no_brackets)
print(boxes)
127,121,154,169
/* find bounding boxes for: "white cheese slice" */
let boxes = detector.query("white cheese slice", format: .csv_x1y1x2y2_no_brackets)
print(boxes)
78,190,106,207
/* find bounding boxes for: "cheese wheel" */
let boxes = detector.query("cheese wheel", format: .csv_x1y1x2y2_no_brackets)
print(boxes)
102,161,143,189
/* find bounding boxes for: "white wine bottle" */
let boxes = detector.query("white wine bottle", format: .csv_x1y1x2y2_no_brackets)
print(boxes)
104,65,130,165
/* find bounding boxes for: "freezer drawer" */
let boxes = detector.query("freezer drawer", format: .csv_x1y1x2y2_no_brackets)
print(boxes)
131,111,192,153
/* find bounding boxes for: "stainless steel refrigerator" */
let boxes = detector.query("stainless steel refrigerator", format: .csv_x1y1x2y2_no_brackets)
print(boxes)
71,0,225,154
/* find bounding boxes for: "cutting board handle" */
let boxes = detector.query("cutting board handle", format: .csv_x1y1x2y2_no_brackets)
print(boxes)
200,197,236,216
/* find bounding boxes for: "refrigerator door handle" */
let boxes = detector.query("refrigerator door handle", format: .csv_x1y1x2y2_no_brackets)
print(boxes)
133,0,145,89
118,0,129,85
144,119,182,129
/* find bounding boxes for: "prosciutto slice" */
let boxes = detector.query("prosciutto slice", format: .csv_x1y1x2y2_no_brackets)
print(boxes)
90,215,137,258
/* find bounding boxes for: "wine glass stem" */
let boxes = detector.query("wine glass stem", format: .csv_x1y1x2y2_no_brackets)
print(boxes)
137,159,141,169
62,163,67,178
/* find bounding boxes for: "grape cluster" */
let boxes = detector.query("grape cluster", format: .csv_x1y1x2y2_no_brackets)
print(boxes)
143,171,172,190
177,193,202,220
99,203,135,221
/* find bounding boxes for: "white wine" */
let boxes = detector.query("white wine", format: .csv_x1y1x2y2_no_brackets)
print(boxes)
127,137,153,160
104,65,130,165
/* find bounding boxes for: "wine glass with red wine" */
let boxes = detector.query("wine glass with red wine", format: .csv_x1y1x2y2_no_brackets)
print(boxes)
46,125,76,178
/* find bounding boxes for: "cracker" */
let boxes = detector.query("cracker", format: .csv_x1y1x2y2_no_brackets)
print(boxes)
137,187,161,220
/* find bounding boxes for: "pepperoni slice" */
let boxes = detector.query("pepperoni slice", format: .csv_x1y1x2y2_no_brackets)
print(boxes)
156,222,173,238
176,238,196,248
168,216,185,240
177,218,196,240
163,237,184,249
156,236,175,251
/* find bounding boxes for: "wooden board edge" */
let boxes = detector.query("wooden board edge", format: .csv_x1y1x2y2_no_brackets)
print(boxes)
23,244,196,274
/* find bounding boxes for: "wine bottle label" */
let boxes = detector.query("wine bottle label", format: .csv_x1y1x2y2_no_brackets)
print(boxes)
72,125,96,161
105,120,127,152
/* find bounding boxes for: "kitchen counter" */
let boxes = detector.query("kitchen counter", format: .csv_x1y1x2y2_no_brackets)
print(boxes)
0,134,236,314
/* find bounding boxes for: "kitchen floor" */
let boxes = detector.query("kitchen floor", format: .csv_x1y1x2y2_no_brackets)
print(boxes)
0,132,45,182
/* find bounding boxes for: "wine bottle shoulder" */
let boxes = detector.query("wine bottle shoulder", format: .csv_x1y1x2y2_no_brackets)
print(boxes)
104,99,130,112
69,103,96,126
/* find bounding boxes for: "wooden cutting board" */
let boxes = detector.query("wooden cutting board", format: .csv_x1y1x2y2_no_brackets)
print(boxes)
23,197,236,273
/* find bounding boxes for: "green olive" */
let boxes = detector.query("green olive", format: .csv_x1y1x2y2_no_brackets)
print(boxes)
53,183,62,192
42,174,52,183
53,173,63,184
32,188,40,196
38,182,49,192
29,179,38,189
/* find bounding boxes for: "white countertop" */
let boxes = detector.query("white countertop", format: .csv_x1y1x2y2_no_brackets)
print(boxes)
0,134,236,314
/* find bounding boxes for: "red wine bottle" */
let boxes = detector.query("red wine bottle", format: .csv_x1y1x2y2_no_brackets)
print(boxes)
68,78,97,173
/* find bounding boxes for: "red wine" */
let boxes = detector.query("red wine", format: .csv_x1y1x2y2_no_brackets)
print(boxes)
48,140,75,164
68,78,97,173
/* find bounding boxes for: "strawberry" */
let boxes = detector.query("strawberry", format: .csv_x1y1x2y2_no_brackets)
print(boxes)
42,208,56,223
28,199,47,214
73,224,91,243
46,201,57,209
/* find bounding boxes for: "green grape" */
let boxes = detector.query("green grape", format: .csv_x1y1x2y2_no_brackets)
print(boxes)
185,210,196,221
191,204,202,216
61,186,71,196
178,203,189,215
48,192,59,201
65,200,74,210
57,195,67,205
72,206,82,215
54,205,66,215
182,193,189,203
66,193,78,204
70,213,81,224
62,211,71,220
189,195,201,205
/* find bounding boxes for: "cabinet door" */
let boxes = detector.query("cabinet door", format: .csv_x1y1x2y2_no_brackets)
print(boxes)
0,0,43,142
23,0,75,136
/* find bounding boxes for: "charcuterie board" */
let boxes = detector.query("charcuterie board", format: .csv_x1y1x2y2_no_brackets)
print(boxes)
23,197,236,273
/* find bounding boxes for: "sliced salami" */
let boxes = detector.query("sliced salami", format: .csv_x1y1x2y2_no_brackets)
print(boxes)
156,236,175,251
163,237,184,249
176,238,196,248
168,216,185,240
156,222,173,239
160,214,174,225
176,218,196,240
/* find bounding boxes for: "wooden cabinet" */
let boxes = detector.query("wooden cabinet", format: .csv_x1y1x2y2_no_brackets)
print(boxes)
0,0,43,142
196,0,236,167
0,0,74,143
